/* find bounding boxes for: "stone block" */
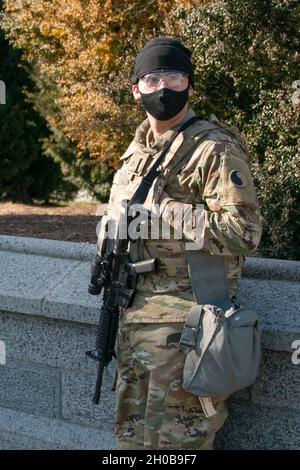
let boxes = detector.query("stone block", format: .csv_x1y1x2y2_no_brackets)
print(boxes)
242,257,300,282
0,407,116,450
61,367,116,429
0,235,95,261
214,402,300,450
42,260,101,325
0,360,60,418
239,278,300,352
0,250,79,316
252,350,300,410
0,310,98,373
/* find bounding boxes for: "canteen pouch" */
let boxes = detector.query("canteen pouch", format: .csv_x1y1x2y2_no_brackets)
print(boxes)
179,303,262,397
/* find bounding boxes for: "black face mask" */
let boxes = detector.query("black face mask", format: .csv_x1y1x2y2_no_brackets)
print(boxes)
139,87,189,121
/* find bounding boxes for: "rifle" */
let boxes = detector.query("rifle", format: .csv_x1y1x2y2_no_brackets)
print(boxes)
87,200,158,404
87,115,198,404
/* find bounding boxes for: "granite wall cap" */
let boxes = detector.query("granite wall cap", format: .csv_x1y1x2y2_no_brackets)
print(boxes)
243,257,300,282
1,235,299,282
0,235,96,262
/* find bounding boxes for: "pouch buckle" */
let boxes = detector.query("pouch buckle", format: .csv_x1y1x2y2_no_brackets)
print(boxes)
179,325,198,350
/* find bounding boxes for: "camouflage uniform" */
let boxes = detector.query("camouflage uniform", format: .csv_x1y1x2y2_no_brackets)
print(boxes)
98,107,262,449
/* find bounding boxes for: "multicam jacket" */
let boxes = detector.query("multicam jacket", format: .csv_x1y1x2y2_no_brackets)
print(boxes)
97,108,262,323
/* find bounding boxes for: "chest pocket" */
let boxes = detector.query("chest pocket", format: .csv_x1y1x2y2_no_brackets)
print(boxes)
109,151,155,209
125,151,155,181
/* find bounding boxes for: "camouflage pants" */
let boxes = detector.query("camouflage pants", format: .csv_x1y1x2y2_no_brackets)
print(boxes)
115,321,228,450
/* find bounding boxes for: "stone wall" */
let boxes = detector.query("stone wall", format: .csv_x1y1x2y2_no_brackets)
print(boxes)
0,235,299,449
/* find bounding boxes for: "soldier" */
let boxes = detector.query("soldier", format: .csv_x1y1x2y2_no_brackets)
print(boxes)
98,37,262,450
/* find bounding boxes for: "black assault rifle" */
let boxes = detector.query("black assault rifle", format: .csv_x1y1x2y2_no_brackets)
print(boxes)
87,200,158,404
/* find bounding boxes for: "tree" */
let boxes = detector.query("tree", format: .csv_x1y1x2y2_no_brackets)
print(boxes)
1,0,203,200
0,27,63,202
164,0,300,259
1,1,183,167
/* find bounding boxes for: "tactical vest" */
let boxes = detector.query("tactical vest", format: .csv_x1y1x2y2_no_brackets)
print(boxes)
103,115,248,296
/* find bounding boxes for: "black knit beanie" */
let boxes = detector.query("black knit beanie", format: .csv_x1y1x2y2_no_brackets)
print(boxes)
133,37,194,88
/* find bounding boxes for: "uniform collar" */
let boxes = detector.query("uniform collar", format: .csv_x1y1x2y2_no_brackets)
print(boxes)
134,107,196,152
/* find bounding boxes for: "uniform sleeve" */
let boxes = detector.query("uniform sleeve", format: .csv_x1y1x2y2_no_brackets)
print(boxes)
159,140,263,256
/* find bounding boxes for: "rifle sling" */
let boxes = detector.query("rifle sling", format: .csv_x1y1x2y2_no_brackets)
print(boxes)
128,115,198,206
127,116,232,309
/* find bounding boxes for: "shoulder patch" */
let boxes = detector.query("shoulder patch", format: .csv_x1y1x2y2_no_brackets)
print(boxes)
229,170,248,188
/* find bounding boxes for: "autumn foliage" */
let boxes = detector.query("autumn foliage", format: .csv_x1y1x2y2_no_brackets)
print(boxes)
1,0,195,170
1,0,299,259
